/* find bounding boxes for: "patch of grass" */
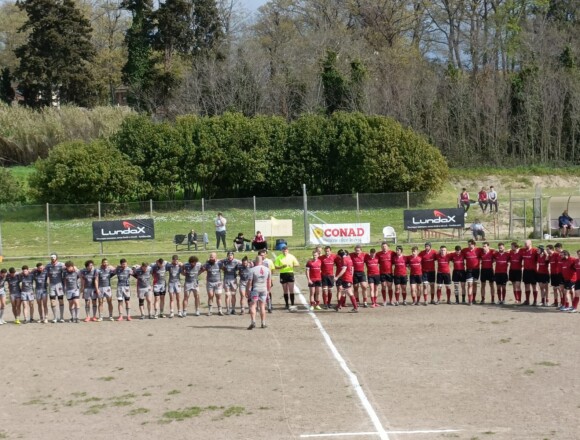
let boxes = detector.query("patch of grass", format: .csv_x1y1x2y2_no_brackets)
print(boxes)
81,397,102,403
499,338,511,344
97,376,115,382
536,361,559,367
162,406,204,421
167,389,181,395
258,406,271,410
483,432,496,435
110,393,137,400
222,406,245,417
71,392,87,398
111,400,133,407
23,399,44,406
142,392,152,397
0,431,7,439
524,369,535,376
83,404,107,415
127,408,150,416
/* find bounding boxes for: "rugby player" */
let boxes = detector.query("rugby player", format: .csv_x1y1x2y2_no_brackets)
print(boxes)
493,243,510,304
521,239,538,306
33,263,49,323
63,261,81,323
364,248,381,307
306,249,322,310
462,239,481,305
334,249,358,312
559,250,577,312
257,249,275,313
200,252,225,316
96,258,115,321
246,256,271,329
435,246,452,303
479,242,495,304
392,246,408,305
350,245,368,306
6,268,22,324
0,268,7,324
536,246,550,306
221,252,241,316
114,258,133,321
19,265,35,323
376,242,394,305
407,246,423,305
132,262,153,319
182,256,202,316
319,246,338,309
166,255,183,318
419,242,437,304
509,242,523,304
45,253,65,323
451,245,466,304
80,260,98,322
236,256,252,315
546,244,562,307
151,258,168,318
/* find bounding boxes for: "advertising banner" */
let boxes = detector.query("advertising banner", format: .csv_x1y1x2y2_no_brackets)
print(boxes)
92,219,155,241
403,208,464,230
309,223,371,245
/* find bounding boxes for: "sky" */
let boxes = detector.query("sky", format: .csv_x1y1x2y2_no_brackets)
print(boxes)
240,0,268,12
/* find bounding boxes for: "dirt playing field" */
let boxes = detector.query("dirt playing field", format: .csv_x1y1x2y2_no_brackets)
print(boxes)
1,274,579,440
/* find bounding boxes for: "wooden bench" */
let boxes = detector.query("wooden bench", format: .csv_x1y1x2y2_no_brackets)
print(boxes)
550,219,580,237
173,234,187,251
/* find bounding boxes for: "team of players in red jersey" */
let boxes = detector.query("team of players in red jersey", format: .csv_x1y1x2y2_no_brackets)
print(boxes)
305,239,580,313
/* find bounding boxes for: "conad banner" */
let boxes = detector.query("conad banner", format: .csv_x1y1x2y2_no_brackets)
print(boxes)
309,223,371,245
403,208,465,230
92,219,155,241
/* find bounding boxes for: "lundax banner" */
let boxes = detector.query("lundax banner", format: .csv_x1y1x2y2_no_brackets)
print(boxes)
403,208,465,230
92,219,155,242
309,223,371,245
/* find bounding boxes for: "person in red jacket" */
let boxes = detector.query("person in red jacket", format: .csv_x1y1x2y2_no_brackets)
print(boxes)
319,246,338,309
536,245,550,306
334,249,358,313
559,250,577,312
435,246,452,303
364,249,381,308
451,245,466,303
521,239,539,305
478,187,488,213
377,242,394,305
419,242,437,304
547,244,562,307
407,246,423,306
350,246,368,306
479,242,495,304
306,250,322,311
392,246,408,305
509,242,523,304
462,239,482,305
493,243,510,304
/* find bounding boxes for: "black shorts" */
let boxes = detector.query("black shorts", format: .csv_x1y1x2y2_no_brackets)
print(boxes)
393,276,407,286
452,270,466,283
422,271,436,284
509,269,522,283
280,273,295,284
480,269,494,283
536,273,549,284
563,280,574,290
367,275,381,285
322,275,335,288
409,275,422,285
353,272,367,285
380,274,393,283
495,273,508,286
465,269,480,282
522,269,536,285
575,281,580,291
550,273,562,287
308,281,322,288
338,280,353,289
436,273,451,285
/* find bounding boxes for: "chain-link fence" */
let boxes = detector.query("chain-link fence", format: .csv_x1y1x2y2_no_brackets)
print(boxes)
0,188,576,259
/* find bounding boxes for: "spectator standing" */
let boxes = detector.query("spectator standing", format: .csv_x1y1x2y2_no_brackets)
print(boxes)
187,229,198,251
478,187,488,213
214,213,227,249
558,210,574,238
487,186,498,212
459,188,470,214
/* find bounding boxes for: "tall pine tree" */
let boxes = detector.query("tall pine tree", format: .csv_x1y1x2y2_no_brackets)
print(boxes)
0,67,15,104
15,0,97,107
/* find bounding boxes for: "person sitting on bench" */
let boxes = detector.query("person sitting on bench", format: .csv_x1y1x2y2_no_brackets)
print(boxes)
187,229,198,251
233,232,251,252
558,210,574,238
252,231,268,251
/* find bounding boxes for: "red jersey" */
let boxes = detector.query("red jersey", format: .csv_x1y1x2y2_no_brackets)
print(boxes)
364,254,380,276
521,247,538,271
462,247,482,270
451,252,465,271
419,249,437,272
338,256,354,283
493,251,510,274
480,250,494,270
548,252,561,275
509,249,523,271
319,254,338,276
435,253,451,274
537,253,549,275
350,252,367,273
376,250,393,275
561,257,577,282
407,255,422,276
392,254,407,277
306,259,322,282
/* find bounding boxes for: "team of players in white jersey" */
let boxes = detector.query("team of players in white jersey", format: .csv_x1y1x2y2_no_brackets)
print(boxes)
0,249,274,330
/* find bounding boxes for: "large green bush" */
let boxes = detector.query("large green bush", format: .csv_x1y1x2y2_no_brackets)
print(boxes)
29,140,148,204
0,167,25,203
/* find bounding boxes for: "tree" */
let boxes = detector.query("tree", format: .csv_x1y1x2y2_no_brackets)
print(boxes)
15,0,98,107
0,68,15,105
0,1,29,72
28,140,147,204
0,167,25,203
191,0,224,57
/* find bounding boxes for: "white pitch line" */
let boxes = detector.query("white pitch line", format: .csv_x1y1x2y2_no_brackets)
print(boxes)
300,429,462,438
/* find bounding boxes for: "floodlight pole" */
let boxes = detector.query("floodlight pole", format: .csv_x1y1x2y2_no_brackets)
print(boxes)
303,184,308,247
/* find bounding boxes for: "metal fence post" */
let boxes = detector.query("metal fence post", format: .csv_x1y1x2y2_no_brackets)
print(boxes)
356,192,360,224
303,184,308,247
149,199,153,217
46,202,50,256
253,196,256,232
98,201,103,255
406,191,410,243
508,190,513,238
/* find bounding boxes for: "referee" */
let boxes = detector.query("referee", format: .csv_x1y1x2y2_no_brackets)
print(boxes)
274,245,299,309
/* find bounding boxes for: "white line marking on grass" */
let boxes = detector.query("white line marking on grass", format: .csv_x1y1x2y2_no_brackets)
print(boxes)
300,429,462,438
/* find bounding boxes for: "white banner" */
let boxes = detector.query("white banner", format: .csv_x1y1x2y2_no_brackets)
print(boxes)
309,223,371,245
